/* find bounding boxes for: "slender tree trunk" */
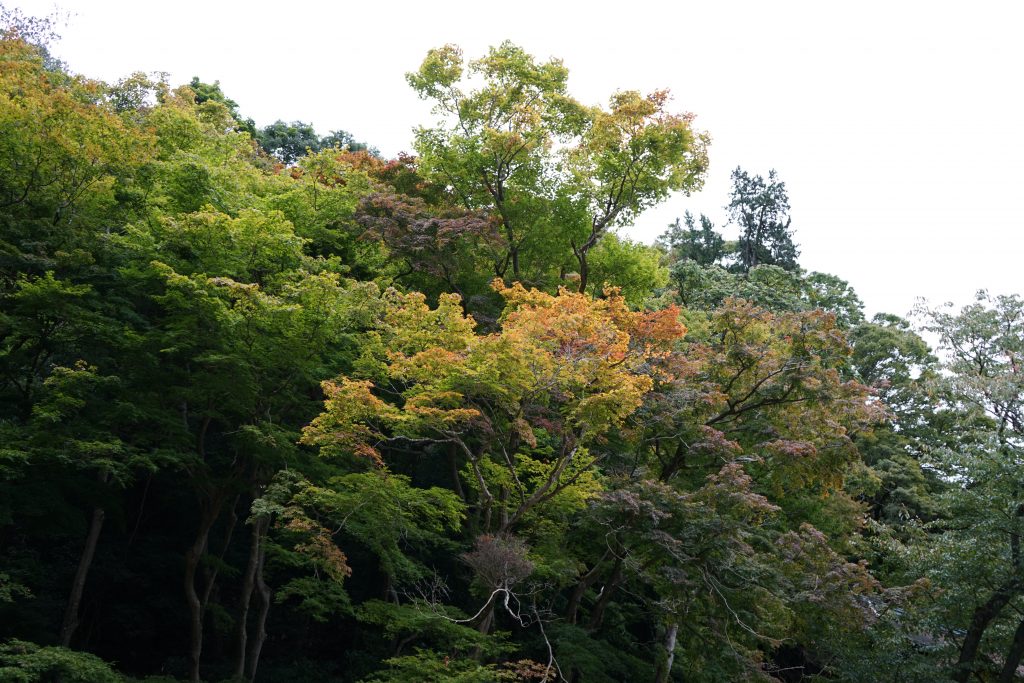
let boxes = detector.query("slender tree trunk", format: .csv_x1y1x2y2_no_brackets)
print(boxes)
185,531,209,683
575,212,616,294
483,502,493,533
577,251,589,294
470,595,497,662
245,534,271,682
234,516,266,680
953,578,1020,683
59,470,109,647
510,246,520,281
498,486,509,530
200,495,239,614
448,446,465,502
999,618,1024,683
185,498,225,683
654,622,679,683
477,600,496,635
659,442,687,483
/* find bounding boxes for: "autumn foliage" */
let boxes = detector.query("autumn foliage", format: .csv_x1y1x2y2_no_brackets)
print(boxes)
3,23,1013,683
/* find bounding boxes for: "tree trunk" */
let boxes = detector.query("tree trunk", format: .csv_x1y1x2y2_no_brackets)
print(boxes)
59,470,108,647
999,618,1024,683
577,250,589,294
185,498,225,683
200,495,239,614
448,446,465,501
659,442,687,483
234,516,266,680
953,578,1020,682
477,599,496,635
245,532,271,682
498,486,509,530
510,246,520,281
654,622,679,683
469,595,497,662
565,552,610,624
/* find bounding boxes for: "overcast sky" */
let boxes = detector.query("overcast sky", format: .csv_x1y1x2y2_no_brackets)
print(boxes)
13,0,1024,319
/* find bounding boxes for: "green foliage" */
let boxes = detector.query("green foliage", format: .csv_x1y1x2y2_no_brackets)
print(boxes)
187,77,256,136
584,234,668,306
896,292,1024,681
727,167,799,273
409,42,707,292
545,624,655,683
291,470,465,583
0,20,1009,683
256,120,373,165
670,260,866,328
360,650,549,683
0,640,122,683
658,211,725,266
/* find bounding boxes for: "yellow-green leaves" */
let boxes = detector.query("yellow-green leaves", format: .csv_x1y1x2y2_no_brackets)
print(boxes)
303,283,686,533
305,282,682,463
407,44,465,104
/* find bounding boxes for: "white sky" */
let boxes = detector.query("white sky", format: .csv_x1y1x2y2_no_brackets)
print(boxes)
13,0,1024,319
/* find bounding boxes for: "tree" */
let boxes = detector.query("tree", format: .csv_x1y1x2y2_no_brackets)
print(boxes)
408,42,581,284
848,313,944,527
0,38,152,277
355,190,500,310
0,2,65,70
0,639,121,683
659,211,725,266
727,167,799,273
912,292,1024,682
803,271,864,328
301,282,685,535
584,234,668,307
408,43,708,291
564,89,708,292
188,76,257,136
256,119,320,164
556,298,881,680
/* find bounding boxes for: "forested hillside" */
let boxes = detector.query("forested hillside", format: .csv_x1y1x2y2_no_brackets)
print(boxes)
2,10,1023,682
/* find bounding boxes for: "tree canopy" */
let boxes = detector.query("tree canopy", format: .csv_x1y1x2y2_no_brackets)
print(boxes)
0,17,1019,683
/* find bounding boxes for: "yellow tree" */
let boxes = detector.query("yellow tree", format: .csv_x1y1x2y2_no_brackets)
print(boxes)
302,280,686,533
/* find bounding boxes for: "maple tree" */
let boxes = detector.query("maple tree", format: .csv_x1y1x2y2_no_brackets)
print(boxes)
302,280,685,534
408,42,708,292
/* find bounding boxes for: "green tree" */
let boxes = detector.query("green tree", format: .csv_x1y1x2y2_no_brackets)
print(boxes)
408,43,708,292
658,211,725,266
255,121,375,165
188,76,256,136
727,167,799,273
408,42,581,284
912,292,1024,682
301,282,681,536
848,313,945,527
584,234,668,307
256,119,320,164
564,89,708,292
0,639,121,683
